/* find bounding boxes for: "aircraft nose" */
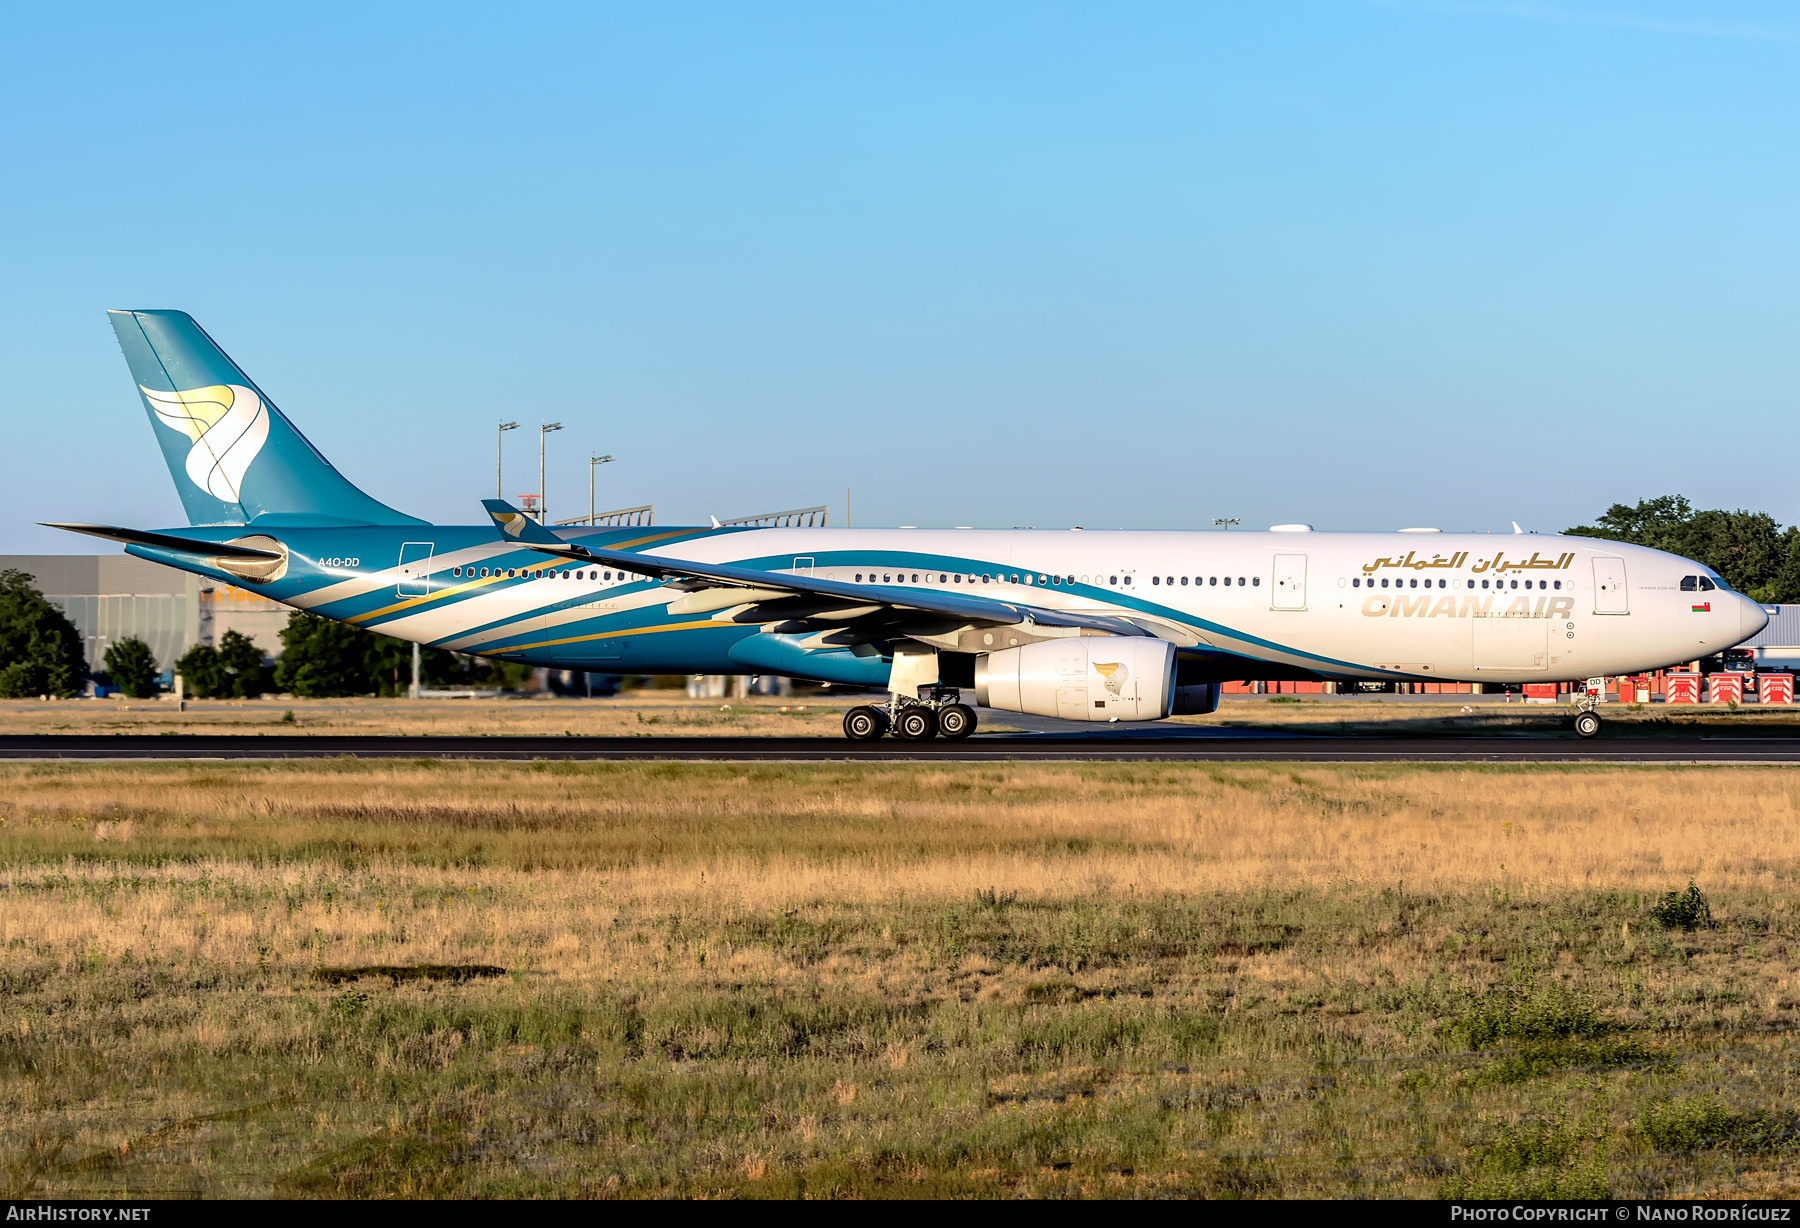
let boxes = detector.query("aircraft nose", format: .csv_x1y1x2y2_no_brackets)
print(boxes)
1740,594,1771,643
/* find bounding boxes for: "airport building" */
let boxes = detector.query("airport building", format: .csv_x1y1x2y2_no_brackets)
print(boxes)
0,555,290,677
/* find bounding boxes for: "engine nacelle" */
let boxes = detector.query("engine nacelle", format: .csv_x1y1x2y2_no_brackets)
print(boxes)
975,637,1177,722
1171,683,1220,715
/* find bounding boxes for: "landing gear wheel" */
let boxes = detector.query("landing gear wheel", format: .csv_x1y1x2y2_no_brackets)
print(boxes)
894,707,939,740
936,703,977,739
1573,711,1602,739
844,706,888,741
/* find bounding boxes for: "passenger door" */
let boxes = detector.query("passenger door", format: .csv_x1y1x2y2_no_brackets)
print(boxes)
1592,556,1629,614
1271,554,1307,610
397,543,434,597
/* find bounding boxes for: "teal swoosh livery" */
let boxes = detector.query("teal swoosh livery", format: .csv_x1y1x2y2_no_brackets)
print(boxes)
50,310,1768,740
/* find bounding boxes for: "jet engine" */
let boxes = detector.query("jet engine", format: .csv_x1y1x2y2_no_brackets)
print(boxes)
975,637,1177,722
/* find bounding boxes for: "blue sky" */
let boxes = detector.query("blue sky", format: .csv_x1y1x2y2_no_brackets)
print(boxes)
2,1,1795,550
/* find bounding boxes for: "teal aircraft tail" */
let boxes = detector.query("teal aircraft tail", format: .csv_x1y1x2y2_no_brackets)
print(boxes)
107,309,423,528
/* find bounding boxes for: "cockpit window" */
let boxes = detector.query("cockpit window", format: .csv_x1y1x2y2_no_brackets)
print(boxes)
1700,577,1718,592
1680,576,1697,591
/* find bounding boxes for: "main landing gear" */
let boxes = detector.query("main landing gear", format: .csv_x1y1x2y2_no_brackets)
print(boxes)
843,688,978,742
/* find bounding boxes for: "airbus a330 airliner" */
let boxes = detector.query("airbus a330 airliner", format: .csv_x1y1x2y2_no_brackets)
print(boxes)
50,310,1766,740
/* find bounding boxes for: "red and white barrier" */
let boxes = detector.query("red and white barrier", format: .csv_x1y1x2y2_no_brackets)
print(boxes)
1667,674,1701,704
1760,673,1794,704
1709,674,1744,705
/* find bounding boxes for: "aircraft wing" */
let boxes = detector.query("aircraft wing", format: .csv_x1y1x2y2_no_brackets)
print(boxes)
552,539,1156,638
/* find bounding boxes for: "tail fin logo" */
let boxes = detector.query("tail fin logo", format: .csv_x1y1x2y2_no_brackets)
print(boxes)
140,383,270,503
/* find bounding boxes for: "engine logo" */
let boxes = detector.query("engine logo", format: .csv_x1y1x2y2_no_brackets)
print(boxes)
1093,661,1128,696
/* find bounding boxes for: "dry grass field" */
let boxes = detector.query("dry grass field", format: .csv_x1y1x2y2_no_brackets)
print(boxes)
0,694,858,738
4,759,1800,1198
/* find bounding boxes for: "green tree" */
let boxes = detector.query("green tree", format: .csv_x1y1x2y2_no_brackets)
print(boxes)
179,631,274,698
1766,529,1800,605
217,629,274,698
103,636,162,698
1683,508,1785,598
175,642,228,698
1566,496,1788,598
1565,495,1696,555
275,613,376,698
273,612,475,698
0,569,87,698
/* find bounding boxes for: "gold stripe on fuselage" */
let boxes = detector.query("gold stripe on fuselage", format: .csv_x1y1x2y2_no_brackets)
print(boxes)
481,618,727,656
344,529,700,627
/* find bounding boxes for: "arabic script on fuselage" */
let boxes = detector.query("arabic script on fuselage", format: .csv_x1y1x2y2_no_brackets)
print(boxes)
1358,550,1574,577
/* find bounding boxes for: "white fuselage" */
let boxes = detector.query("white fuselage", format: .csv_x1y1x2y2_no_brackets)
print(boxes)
630,526,1765,682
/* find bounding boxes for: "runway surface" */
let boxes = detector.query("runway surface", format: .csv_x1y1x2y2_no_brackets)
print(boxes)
5,732,1800,763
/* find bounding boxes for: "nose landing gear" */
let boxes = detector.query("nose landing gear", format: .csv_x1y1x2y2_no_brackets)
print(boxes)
1571,682,1603,739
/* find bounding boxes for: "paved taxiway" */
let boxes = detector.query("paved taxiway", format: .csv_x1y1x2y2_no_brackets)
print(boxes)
3,732,1798,762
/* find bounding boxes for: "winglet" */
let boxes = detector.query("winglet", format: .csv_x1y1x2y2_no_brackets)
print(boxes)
481,499,563,545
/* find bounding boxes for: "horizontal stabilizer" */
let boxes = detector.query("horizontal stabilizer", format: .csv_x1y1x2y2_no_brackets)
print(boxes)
41,522,285,560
